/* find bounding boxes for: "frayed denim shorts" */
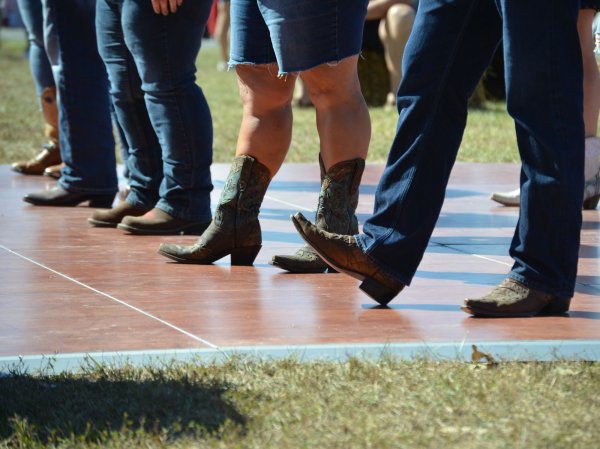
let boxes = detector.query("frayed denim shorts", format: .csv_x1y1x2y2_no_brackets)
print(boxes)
229,0,368,75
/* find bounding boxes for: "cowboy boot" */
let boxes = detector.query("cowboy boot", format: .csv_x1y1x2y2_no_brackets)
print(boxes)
270,157,365,273
157,155,271,265
11,86,62,175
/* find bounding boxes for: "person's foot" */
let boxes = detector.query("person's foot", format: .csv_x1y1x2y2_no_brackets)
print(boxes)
291,212,404,305
117,208,210,235
462,278,571,317
43,162,64,179
11,143,62,175
88,201,152,228
23,186,115,208
490,188,520,207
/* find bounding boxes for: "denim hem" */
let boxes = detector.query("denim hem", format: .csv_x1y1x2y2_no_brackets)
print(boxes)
155,200,212,222
125,190,157,210
229,53,361,77
354,233,412,286
507,272,574,300
58,179,117,195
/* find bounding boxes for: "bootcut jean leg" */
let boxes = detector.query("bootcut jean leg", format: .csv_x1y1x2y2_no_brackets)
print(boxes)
118,0,214,221
96,0,162,209
43,0,118,194
356,0,503,285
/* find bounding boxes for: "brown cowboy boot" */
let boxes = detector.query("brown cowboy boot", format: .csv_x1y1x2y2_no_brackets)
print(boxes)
462,278,571,317
157,155,271,265
11,86,62,175
88,201,152,228
291,212,405,305
270,157,365,273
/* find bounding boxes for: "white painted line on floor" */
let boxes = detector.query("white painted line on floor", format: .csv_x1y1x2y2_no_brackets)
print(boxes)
0,245,220,350
471,253,512,267
264,194,314,212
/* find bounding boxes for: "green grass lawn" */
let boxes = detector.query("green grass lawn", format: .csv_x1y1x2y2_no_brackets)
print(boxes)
1,38,521,165
1,358,599,449
2,37,599,449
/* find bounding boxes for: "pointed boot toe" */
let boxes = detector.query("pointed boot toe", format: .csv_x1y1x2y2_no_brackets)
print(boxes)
291,212,404,305
270,248,330,274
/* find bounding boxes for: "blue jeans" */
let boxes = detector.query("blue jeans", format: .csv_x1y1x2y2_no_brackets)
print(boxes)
43,0,118,194
229,0,368,75
95,0,213,221
17,0,54,96
356,0,584,299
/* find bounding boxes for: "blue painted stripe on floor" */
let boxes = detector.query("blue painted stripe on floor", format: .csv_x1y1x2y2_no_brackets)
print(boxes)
1,340,599,374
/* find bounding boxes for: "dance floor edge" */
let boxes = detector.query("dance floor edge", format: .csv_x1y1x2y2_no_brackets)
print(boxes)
0,162,599,371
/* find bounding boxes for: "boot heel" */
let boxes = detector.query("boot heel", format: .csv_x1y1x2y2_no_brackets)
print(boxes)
359,277,401,306
89,194,115,208
583,194,599,210
542,297,571,315
230,245,261,266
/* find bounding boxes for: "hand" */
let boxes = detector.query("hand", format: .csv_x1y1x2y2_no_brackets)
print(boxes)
151,0,183,15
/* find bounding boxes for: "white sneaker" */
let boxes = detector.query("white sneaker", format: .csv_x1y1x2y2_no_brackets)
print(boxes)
490,188,520,207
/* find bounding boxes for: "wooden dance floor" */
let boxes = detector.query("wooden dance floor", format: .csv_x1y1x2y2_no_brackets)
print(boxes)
0,162,599,371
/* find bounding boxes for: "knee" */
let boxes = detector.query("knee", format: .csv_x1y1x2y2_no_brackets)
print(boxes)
236,65,295,115
388,4,415,25
301,62,362,109
381,4,415,40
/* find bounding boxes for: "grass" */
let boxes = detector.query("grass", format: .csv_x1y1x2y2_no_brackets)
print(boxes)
2,34,598,449
0,37,521,165
1,357,599,448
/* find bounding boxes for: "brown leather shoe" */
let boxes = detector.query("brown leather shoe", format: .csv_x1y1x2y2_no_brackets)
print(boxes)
11,143,62,175
117,208,210,235
23,186,115,208
291,212,404,305
462,278,571,317
43,162,65,179
88,201,152,228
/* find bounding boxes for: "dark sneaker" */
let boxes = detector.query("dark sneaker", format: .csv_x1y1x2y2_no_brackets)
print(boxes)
117,208,210,235
462,278,571,317
88,201,151,228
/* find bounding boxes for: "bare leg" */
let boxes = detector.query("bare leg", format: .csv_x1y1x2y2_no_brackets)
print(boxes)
578,9,600,180
379,4,415,105
235,64,297,176
215,1,231,69
579,9,600,138
300,56,371,170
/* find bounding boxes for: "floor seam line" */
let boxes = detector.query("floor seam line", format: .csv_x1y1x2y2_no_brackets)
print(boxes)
0,245,221,351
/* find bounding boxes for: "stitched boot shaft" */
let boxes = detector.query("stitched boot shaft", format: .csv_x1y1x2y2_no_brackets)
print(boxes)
315,158,364,235
157,155,271,265
270,157,365,273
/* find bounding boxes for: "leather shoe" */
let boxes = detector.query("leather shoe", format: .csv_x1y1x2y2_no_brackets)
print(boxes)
88,201,152,227
291,212,404,305
117,208,210,235
43,162,65,179
23,186,115,208
11,143,62,175
462,278,571,317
